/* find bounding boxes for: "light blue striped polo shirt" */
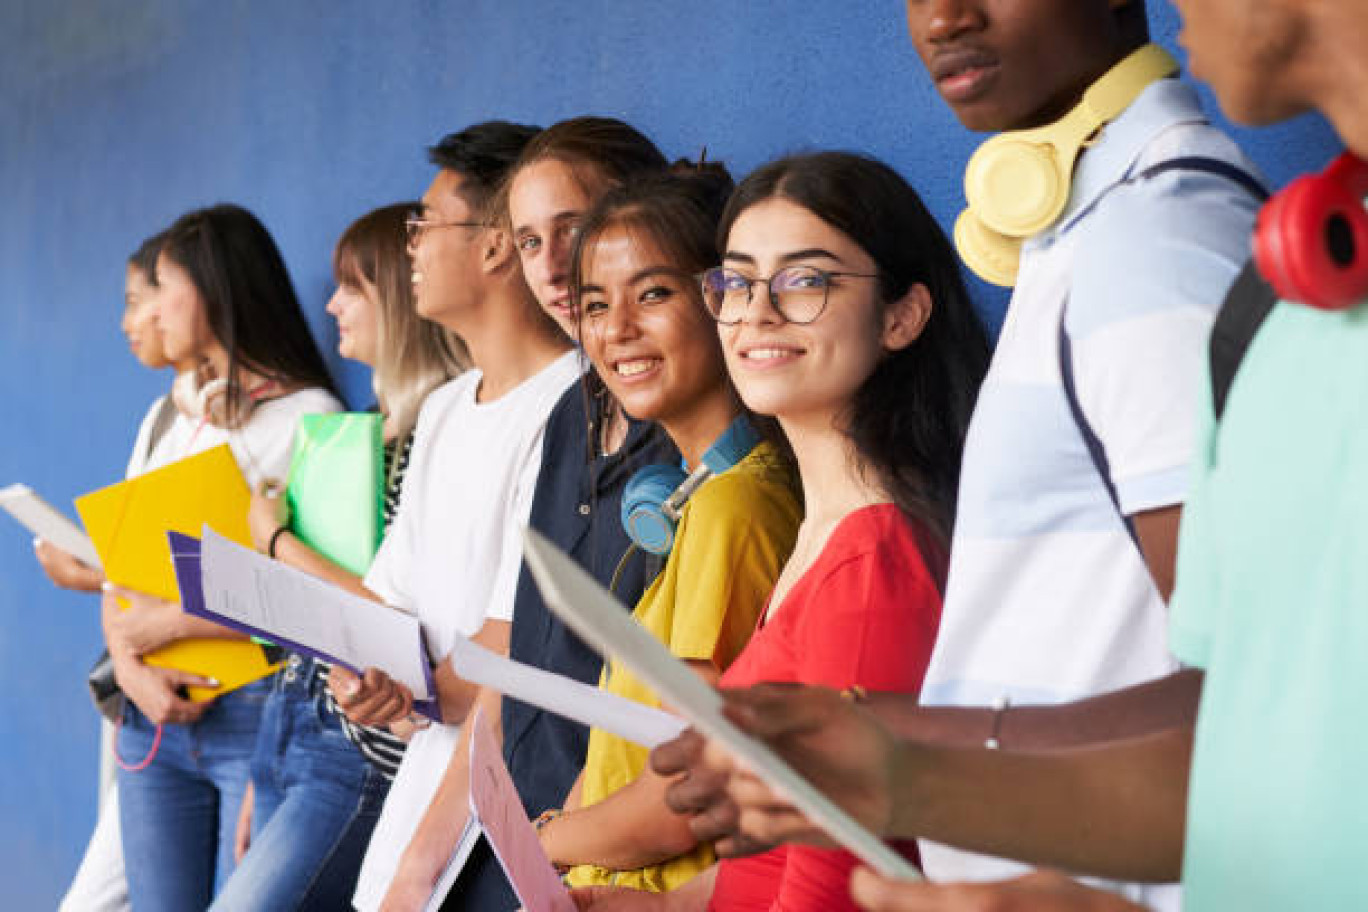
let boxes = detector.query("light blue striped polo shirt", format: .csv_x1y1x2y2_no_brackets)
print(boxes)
919,78,1261,907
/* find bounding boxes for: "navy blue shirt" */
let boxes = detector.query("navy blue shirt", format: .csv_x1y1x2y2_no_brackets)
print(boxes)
503,381,669,812
446,380,670,911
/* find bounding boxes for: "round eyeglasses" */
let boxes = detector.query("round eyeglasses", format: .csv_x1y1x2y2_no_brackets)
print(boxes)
699,265,880,325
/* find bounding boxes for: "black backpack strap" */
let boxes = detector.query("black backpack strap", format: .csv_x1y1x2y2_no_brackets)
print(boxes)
1133,156,1270,205
1057,305,1141,550
1210,260,1279,423
1055,156,1269,554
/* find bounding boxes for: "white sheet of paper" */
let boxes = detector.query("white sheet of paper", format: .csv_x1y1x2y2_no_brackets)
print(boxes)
447,633,686,749
1,483,101,568
468,709,576,912
199,526,430,699
522,528,923,882
421,816,482,912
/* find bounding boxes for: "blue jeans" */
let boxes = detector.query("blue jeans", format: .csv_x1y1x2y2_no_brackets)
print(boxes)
117,675,271,912
210,655,390,911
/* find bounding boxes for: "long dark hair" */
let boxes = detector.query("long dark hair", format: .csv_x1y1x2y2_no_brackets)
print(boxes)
159,204,338,417
718,152,990,540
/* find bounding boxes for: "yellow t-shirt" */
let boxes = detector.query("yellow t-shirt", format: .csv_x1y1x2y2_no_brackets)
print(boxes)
565,444,801,892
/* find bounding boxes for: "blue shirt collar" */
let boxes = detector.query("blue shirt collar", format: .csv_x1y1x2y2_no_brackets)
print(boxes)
1049,77,1209,235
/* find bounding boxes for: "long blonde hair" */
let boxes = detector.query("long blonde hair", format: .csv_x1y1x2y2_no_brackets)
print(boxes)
333,203,468,442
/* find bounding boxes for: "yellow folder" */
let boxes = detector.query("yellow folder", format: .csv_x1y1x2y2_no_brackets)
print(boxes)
76,444,281,701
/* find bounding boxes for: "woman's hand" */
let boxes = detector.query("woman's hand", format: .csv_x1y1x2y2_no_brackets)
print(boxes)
849,869,1150,912
329,664,415,727
112,651,217,725
33,538,104,592
101,585,183,657
248,479,290,553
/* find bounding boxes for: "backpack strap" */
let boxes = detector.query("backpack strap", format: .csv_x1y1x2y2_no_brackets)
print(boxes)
142,394,180,466
1209,260,1279,423
1133,156,1270,205
1057,157,1269,553
1057,313,1141,549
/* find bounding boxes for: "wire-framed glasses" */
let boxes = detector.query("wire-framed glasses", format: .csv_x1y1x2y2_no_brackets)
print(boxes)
699,265,880,325
405,214,484,246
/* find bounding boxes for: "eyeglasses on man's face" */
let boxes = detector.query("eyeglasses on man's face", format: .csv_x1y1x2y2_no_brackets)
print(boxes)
404,214,484,248
699,265,881,325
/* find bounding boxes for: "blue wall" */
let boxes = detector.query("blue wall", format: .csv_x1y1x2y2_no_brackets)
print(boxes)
0,1,1339,904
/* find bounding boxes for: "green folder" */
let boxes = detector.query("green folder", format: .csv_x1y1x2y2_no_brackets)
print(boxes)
286,412,384,576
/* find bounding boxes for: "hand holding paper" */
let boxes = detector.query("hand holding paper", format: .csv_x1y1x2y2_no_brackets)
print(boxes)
1,483,102,568
76,444,279,698
178,526,438,718
521,528,922,883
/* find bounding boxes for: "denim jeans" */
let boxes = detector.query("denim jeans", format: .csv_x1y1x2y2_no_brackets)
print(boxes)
210,654,390,911
117,675,271,912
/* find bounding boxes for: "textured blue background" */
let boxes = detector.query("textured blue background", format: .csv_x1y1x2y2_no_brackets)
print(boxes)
0,1,1339,904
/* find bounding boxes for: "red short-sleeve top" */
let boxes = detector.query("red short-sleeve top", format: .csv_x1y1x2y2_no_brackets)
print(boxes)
709,503,943,912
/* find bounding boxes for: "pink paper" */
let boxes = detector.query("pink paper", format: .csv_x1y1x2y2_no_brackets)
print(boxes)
468,711,576,912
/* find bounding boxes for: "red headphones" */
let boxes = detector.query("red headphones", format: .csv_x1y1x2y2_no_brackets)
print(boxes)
1254,152,1368,310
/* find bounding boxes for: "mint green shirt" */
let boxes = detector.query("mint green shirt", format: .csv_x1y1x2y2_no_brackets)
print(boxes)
1170,299,1368,910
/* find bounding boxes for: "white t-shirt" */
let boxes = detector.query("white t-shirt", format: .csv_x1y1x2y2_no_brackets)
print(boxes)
353,350,583,912
141,387,341,486
918,80,1260,907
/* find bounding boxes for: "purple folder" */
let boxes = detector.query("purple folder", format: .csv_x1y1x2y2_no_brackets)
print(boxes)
168,530,441,722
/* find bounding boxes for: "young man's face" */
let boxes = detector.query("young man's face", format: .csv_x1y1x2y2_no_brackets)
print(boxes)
409,169,486,330
905,0,1138,133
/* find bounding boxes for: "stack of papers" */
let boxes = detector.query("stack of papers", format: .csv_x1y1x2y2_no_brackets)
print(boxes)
172,527,438,719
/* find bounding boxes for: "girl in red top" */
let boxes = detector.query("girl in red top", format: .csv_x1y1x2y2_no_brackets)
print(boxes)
572,152,989,910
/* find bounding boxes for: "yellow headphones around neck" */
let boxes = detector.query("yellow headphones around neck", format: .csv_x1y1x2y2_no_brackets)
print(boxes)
954,44,1180,287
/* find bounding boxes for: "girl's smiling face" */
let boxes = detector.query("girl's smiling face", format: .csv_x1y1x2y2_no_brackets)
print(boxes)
718,196,923,425
578,222,730,429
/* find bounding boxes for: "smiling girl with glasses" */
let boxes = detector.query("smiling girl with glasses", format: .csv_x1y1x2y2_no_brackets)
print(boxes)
571,152,988,911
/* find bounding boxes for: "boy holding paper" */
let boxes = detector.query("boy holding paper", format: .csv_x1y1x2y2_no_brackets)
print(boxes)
340,122,586,912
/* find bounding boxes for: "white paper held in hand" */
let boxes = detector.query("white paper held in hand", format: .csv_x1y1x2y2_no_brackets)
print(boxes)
521,527,923,882
0,483,102,568
198,526,431,699
446,633,686,749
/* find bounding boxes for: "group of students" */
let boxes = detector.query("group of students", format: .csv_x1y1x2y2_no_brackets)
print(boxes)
31,0,1368,909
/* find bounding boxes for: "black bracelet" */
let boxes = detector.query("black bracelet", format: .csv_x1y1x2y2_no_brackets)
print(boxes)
267,525,290,559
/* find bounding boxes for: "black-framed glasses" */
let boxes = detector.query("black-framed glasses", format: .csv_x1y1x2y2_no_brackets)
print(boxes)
404,214,484,246
699,265,881,325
